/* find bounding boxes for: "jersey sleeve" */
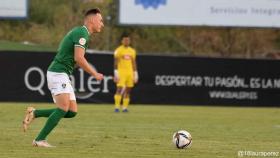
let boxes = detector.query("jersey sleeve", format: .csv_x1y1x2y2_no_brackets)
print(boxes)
114,47,121,59
73,30,88,49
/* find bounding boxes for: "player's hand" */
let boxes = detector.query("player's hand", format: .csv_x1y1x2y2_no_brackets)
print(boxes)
94,73,104,81
134,78,138,84
114,69,119,83
134,71,139,84
114,76,119,83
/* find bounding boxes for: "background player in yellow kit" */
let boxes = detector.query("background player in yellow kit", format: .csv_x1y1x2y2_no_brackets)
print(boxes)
113,34,138,112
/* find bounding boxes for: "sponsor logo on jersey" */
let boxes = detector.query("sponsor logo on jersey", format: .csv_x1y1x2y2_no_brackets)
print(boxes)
79,38,86,46
123,55,132,60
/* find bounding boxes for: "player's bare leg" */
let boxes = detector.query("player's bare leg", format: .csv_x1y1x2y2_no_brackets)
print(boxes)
64,100,77,118
54,93,71,111
69,100,77,112
22,106,35,132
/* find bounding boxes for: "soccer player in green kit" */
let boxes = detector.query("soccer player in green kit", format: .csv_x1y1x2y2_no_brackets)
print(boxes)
22,8,104,147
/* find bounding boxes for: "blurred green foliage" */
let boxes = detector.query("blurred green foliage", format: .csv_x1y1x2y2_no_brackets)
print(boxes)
0,0,280,58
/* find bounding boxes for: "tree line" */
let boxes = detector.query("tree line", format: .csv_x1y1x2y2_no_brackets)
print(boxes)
0,0,279,59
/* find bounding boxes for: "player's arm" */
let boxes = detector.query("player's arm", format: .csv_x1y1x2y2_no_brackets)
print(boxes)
113,50,120,83
74,47,103,81
132,56,138,83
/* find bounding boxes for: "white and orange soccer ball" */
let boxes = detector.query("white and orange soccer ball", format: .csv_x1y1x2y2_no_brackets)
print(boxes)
172,130,192,149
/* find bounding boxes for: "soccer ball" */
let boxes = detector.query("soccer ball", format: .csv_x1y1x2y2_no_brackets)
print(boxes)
172,130,192,149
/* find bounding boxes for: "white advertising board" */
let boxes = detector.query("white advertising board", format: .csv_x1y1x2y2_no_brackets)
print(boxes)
0,0,28,18
119,0,280,28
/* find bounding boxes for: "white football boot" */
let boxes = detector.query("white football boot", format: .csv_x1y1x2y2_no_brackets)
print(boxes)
32,140,55,147
22,107,35,132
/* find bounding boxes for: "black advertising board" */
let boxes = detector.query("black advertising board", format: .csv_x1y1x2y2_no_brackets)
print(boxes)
0,51,280,106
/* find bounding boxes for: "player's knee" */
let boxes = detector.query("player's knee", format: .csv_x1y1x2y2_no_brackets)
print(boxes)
64,111,77,118
116,88,123,94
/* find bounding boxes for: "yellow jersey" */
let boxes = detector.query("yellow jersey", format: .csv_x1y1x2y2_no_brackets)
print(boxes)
114,45,136,73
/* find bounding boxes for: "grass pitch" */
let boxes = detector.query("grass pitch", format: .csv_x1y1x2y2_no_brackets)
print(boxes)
0,40,56,52
0,103,279,158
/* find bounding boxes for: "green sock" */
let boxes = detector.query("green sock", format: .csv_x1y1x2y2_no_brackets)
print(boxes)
34,109,77,118
34,109,56,118
35,108,66,141
64,111,77,118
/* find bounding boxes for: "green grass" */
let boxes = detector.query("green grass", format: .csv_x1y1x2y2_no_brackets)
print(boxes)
0,103,279,158
0,41,56,52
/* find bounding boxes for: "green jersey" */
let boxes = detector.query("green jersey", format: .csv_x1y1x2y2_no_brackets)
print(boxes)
48,26,90,75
